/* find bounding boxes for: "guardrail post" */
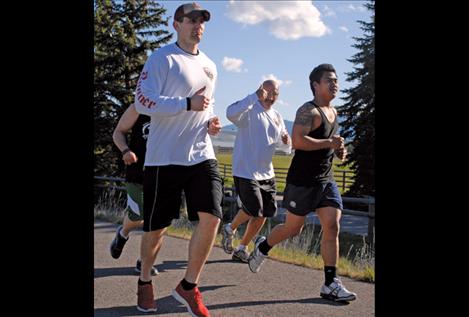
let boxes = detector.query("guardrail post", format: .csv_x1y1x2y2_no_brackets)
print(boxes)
366,198,375,248
342,171,346,191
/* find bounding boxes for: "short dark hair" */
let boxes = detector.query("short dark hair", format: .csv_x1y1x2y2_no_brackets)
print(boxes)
309,63,336,96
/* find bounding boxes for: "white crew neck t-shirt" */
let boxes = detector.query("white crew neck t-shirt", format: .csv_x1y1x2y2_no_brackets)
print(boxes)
134,43,218,166
227,93,290,180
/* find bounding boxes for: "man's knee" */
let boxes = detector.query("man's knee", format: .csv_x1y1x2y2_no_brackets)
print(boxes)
323,221,340,237
199,212,221,227
144,228,166,241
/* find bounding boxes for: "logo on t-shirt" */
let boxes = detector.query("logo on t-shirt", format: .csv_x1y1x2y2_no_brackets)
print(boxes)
203,67,214,80
142,122,150,140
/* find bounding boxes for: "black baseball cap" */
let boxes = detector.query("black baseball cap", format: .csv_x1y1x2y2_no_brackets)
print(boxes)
174,2,210,22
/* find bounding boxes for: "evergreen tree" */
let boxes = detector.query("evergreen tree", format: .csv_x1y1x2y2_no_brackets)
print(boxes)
337,0,375,196
94,0,172,176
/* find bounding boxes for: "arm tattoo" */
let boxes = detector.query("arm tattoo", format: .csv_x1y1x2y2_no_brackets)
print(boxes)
294,104,314,127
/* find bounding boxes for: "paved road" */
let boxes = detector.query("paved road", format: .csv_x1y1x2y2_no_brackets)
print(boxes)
94,221,374,316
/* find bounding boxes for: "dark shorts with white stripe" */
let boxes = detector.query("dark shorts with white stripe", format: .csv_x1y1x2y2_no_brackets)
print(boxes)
142,159,223,232
282,181,343,216
233,176,277,218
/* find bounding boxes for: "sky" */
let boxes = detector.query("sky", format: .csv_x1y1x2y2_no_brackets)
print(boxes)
157,0,373,127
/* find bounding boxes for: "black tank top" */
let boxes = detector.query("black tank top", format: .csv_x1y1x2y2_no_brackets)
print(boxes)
286,102,338,186
125,115,150,183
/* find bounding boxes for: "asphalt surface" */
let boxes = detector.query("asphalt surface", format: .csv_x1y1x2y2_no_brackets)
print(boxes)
94,221,374,316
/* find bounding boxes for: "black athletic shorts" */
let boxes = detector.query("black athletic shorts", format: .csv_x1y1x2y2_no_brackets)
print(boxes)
282,181,342,216
143,159,223,232
233,176,277,218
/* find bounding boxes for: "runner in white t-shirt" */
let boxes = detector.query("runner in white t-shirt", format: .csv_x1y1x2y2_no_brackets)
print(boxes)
221,80,291,263
133,3,222,316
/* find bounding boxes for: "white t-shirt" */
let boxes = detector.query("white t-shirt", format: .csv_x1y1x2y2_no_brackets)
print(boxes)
134,43,217,166
226,93,291,180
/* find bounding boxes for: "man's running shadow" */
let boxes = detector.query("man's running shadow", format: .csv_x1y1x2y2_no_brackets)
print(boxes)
94,284,235,317
95,290,347,317
94,259,188,278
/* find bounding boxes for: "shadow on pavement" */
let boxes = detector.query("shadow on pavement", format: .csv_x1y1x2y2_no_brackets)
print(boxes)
206,297,349,310
95,295,347,317
94,223,118,230
94,285,236,316
205,258,247,265
157,260,188,272
94,305,150,317
95,260,189,278
95,267,137,278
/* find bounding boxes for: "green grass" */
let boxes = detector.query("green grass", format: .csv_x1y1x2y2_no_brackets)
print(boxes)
216,153,354,193
216,153,233,165
94,188,127,223
217,153,351,170
168,217,374,283
216,153,293,192
217,153,293,169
